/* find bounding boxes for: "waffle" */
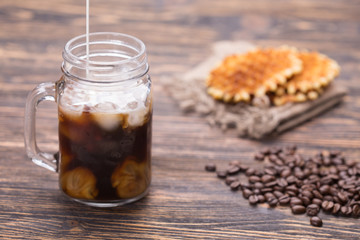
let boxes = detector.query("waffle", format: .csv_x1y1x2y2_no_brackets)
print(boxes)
273,51,340,105
206,46,303,103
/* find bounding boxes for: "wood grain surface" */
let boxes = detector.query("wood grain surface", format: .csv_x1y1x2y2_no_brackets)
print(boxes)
1,0,360,239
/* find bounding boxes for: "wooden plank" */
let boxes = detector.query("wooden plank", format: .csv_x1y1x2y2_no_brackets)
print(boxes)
0,0,359,239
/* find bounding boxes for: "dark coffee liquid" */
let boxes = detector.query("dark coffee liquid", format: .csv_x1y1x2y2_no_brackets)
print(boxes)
58,106,151,201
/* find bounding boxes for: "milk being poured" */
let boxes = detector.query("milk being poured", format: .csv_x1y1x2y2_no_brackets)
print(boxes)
59,0,151,130
86,0,90,73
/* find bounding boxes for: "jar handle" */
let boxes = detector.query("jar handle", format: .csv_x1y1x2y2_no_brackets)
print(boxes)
24,82,58,172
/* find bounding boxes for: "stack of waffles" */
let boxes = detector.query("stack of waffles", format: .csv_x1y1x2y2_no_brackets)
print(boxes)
206,46,340,106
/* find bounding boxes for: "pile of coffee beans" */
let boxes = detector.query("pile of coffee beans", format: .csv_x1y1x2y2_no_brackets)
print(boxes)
205,145,360,227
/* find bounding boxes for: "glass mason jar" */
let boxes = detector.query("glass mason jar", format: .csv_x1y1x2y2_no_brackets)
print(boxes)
24,32,152,207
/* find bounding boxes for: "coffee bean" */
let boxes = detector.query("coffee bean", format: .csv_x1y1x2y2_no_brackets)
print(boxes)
264,181,277,188
261,174,275,183
240,165,249,171
253,182,264,189
301,183,315,191
352,205,360,217
257,195,266,203
287,162,295,169
301,190,314,199
245,168,256,176
350,201,360,207
260,187,273,193
209,147,359,228
284,144,297,155
330,150,341,158
225,176,238,185
337,165,348,172
279,195,291,205
275,159,284,166
308,174,319,183
269,154,279,163
247,195,258,205
306,204,320,216
345,179,357,186
346,160,356,167
264,192,276,201
254,153,265,161
332,157,344,165
328,174,340,181
205,163,216,172
300,196,311,206
312,190,323,200
320,176,332,185
286,175,298,184
286,191,297,197
310,216,323,227
291,205,306,214
338,179,346,187
290,197,303,206
348,168,357,176
311,167,320,175
337,192,349,204
268,198,278,207
270,146,281,155
295,180,303,188
276,178,288,188
227,165,241,175
303,169,312,179
281,169,292,178
323,195,333,202
329,187,339,196
286,185,298,194
253,189,261,195
312,198,323,206
273,186,285,192
273,191,283,199
342,184,356,190
230,181,241,191
294,171,305,180
264,167,277,176
249,175,261,183
329,166,338,174
260,148,271,155
242,189,253,199
229,160,241,166
319,185,330,195
340,206,352,216
240,182,251,189
302,184,313,190
332,203,341,214
321,200,334,212
333,196,341,204
253,169,264,177
216,170,227,178
295,155,305,168
323,156,332,166
278,152,287,161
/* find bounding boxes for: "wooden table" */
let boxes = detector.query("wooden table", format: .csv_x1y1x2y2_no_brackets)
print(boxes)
1,0,359,239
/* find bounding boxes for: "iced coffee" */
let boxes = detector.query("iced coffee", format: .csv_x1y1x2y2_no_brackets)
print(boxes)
58,80,152,203
23,32,152,207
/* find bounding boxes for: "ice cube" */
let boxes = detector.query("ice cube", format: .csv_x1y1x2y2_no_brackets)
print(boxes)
92,112,122,131
127,101,138,110
94,102,119,112
130,85,148,102
59,100,84,123
128,107,148,127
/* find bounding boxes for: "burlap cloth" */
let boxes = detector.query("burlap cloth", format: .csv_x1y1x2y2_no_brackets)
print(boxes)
164,41,347,139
